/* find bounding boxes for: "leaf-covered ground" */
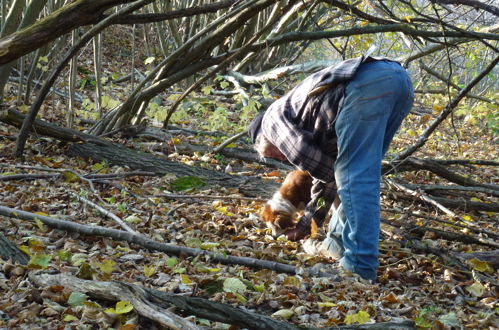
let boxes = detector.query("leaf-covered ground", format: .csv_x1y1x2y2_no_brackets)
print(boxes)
0,105,497,329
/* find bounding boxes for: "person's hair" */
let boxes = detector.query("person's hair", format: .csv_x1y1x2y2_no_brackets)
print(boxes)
254,132,271,159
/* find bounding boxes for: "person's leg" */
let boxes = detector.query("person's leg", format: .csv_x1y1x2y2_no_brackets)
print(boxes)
328,61,413,280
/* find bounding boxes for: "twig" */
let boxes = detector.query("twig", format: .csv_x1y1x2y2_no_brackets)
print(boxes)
381,217,499,248
386,178,461,218
212,130,248,154
68,191,137,235
381,207,499,239
0,173,60,181
155,193,266,202
393,55,499,161
0,164,99,193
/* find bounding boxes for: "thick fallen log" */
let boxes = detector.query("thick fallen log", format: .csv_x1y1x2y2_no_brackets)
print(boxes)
0,108,278,197
30,273,200,330
30,273,416,330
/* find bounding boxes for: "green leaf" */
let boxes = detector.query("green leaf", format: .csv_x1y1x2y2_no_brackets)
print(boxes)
272,309,294,319
181,274,194,285
91,162,104,172
64,171,79,183
253,283,265,293
63,314,78,322
316,197,326,210
144,57,155,65
466,282,484,297
439,312,460,327
173,267,186,274
67,292,88,307
344,310,371,325
234,292,247,304
200,242,220,250
34,217,45,231
105,301,134,314
170,176,206,191
58,250,72,262
201,85,213,95
166,257,178,267
223,278,246,294
144,265,158,277
468,258,494,274
96,259,116,274
28,254,52,269
124,215,142,224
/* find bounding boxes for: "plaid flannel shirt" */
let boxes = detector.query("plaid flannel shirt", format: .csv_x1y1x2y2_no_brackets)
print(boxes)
261,56,393,234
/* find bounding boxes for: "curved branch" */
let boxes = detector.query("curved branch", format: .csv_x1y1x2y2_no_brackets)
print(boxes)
433,0,499,17
266,24,499,45
13,0,153,157
108,0,238,24
393,55,499,161
0,0,135,65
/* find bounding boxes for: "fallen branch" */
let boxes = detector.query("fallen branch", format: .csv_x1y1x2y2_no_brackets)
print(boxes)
155,193,266,202
30,273,200,330
68,191,138,235
398,183,499,198
387,178,499,213
0,205,300,275
0,108,280,197
384,157,499,192
381,207,499,240
381,218,499,248
30,273,416,330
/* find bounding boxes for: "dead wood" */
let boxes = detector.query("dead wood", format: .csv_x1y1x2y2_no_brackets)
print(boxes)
381,218,499,248
381,208,499,240
386,179,499,214
452,250,499,269
399,183,499,198
0,0,155,66
385,157,498,192
30,273,200,330
0,205,298,275
0,108,278,197
30,273,416,330
0,233,29,265
67,142,277,197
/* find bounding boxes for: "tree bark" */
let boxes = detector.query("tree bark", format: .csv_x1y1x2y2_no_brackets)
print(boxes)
0,107,279,197
0,0,137,65
0,233,29,265
30,273,416,330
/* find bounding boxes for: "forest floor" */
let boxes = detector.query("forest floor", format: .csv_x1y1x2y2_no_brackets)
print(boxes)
0,90,498,329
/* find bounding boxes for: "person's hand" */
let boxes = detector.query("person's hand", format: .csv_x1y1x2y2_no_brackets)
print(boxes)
285,227,309,241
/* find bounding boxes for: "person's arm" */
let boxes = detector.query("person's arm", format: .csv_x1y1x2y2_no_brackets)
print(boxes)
285,179,337,241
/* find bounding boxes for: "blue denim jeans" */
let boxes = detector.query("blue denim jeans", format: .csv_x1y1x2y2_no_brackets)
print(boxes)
323,60,414,280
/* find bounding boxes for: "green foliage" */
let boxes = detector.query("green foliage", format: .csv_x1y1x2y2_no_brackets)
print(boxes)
170,176,206,191
206,107,231,131
415,306,442,328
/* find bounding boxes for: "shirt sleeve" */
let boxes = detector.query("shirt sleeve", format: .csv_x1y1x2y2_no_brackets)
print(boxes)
295,179,337,234
262,102,335,183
